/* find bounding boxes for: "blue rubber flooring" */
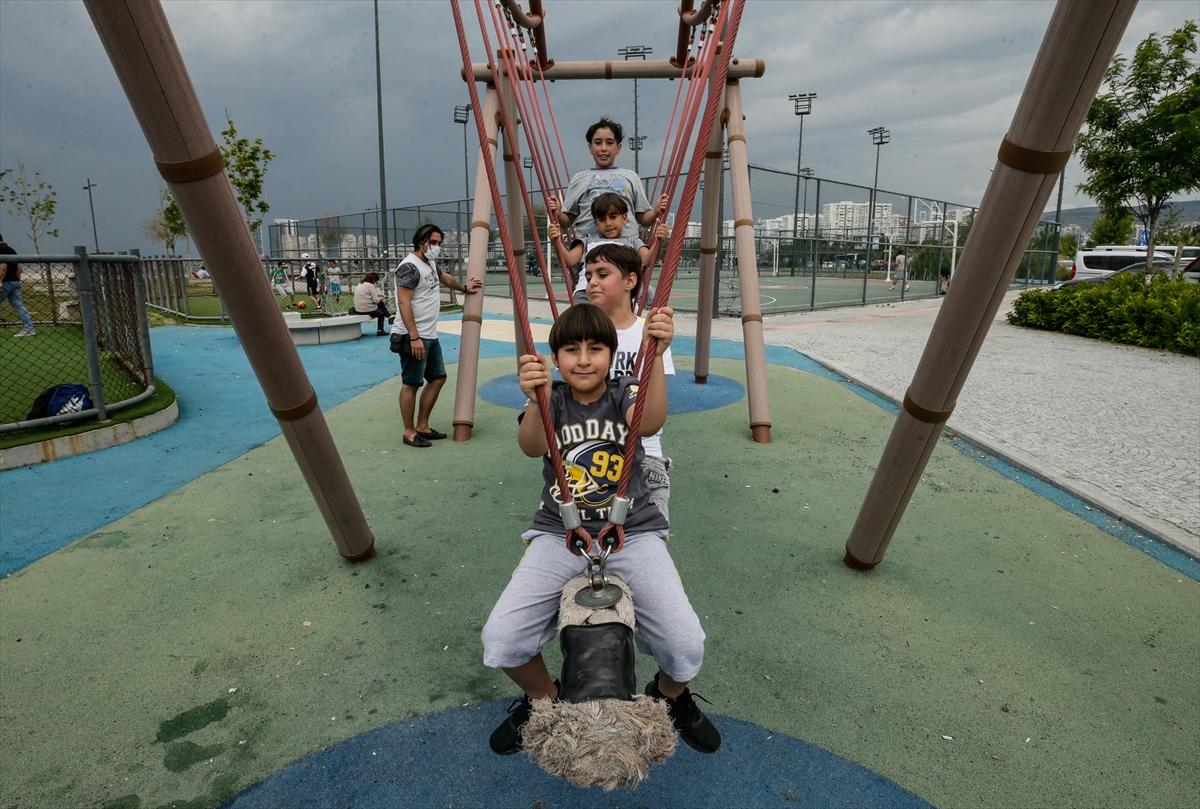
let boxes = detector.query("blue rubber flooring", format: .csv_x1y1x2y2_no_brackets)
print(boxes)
219,700,933,809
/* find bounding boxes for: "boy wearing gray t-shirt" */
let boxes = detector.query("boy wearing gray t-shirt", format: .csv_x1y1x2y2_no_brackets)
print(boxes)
556,117,668,239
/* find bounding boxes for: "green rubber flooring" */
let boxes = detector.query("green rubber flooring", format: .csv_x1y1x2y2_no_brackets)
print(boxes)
1,356,1196,809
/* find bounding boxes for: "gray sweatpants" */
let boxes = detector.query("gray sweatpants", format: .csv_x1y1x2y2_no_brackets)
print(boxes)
482,530,706,683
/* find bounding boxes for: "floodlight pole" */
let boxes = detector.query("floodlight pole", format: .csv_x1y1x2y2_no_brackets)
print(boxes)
788,93,815,240
83,179,100,252
867,126,889,282
454,103,472,271
618,45,651,175
374,0,388,260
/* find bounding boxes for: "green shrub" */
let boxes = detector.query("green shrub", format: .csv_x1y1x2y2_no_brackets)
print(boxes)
1007,274,1200,356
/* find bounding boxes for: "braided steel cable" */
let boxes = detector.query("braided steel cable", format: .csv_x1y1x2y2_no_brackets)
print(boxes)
451,0,593,554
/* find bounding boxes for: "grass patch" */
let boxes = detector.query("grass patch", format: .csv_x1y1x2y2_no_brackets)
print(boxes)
1007,273,1200,356
0,377,176,450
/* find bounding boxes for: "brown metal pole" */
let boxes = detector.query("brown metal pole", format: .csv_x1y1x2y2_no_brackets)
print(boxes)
463,58,765,83
452,86,501,442
671,0,696,68
85,0,375,561
496,65,531,357
724,81,772,443
692,83,727,386
844,0,1137,570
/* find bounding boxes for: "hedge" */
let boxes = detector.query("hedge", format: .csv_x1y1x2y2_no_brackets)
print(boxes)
1007,273,1200,357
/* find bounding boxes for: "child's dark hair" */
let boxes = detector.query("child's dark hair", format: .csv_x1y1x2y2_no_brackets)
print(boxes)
549,303,618,356
590,193,629,220
412,223,443,250
586,118,623,143
584,243,642,302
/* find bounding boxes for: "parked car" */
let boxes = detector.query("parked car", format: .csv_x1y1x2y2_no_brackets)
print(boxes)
1182,256,1200,284
1053,257,1178,288
1070,246,1173,281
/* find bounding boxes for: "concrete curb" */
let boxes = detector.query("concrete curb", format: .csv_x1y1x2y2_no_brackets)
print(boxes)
807,353,1200,561
0,400,180,471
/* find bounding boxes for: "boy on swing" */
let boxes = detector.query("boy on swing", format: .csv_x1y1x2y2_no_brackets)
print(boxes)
547,193,668,305
482,302,720,757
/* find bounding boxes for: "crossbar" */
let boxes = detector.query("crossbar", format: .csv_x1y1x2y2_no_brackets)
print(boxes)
462,57,764,82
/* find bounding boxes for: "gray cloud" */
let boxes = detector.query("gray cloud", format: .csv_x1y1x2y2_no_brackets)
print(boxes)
0,0,1194,254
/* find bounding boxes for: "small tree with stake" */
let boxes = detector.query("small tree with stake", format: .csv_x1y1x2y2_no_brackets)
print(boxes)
0,162,59,254
1075,22,1200,275
219,117,275,235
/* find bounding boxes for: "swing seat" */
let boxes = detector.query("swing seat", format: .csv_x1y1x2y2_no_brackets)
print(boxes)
520,575,677,791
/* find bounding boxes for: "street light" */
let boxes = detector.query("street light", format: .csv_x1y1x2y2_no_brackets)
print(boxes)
788,93,816,240
867,126,890,260
82,178,99,252
618,45,652,175
374,0,388,259
454,103,472,269
524,156,534,192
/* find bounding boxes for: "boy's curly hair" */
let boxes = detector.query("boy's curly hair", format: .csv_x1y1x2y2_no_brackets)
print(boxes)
586,118,624,143
549,303,618,355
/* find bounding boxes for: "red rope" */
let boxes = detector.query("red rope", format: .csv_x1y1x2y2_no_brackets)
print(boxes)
452,0,593,555
595,0,747,553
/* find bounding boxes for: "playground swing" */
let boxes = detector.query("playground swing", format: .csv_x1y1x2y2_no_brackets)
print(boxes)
453,0,749,789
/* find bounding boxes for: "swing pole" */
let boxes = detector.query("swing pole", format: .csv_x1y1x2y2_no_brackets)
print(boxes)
725,80,772,443
844,0,1137,569
451,85,501,442
692,83,726,386
84,0,375,562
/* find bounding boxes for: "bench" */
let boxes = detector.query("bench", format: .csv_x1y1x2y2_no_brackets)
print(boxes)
282,312,372,345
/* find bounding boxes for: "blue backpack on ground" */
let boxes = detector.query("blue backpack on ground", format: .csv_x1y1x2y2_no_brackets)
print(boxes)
27,384,93,421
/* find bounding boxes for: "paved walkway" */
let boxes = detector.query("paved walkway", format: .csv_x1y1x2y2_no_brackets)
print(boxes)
494,293,1199,558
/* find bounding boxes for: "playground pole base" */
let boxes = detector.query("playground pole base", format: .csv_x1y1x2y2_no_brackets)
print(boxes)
343,541,377,564
453,423,473,442
842,549,878,571
694,374,708,384
751,425,771,444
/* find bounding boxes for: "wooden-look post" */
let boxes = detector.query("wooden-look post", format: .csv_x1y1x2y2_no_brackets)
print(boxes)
452,86,501,442
724,81,771,443
844,0,1137,570
497,67,531,358
85,0,375,561
692,83,727,386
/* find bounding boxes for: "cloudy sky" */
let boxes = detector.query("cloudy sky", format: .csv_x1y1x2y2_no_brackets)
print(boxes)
0,0,1195,254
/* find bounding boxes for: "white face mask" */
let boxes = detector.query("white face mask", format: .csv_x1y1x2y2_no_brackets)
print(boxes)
425,244,442,260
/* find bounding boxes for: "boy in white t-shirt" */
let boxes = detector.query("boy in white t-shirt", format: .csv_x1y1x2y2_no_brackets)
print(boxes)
547,192,668,304
582,242,676,522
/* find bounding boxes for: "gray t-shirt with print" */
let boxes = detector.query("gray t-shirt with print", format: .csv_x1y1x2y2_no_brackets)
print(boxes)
562,167,651,238
523,378,667,536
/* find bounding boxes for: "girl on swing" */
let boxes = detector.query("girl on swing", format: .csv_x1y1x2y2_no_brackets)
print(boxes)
480,288,720,757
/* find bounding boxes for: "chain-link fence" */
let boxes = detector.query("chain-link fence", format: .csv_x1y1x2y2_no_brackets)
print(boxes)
266,163,1061,317
1,249,156,433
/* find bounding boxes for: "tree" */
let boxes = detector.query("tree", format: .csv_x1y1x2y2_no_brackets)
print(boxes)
1088,206,1136,247
315,215,348,252
142,187,190,256
219,117,275,233
0,162,58,254
1075,22,1200,270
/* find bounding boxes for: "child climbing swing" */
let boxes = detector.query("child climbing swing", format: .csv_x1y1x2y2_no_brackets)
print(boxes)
480,303,720,757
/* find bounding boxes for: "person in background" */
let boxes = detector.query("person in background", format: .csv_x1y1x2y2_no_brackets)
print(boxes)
0,233,37,337
352,272,391,336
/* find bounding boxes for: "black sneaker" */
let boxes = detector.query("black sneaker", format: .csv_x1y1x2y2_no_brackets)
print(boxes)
646,673,721,753
489,681,559,755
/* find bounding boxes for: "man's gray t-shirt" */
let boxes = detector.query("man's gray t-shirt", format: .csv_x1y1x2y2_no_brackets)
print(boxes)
522,379,668,536
562,167,651,238
391,253,441,339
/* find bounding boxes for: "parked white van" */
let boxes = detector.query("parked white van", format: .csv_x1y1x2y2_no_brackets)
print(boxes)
1070,246,1174,281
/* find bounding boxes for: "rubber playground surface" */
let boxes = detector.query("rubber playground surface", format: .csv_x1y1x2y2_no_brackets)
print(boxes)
1,318,1196,809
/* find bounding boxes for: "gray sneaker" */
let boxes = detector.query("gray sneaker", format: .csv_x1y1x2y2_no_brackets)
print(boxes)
14,329,35,337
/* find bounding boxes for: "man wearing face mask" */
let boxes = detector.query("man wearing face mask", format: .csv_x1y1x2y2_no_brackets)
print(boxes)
393,223,483,448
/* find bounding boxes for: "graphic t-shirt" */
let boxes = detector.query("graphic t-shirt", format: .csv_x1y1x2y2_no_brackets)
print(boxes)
524,379,668,536
611,317,673,458
562,167,651,238
391,253,441,339
571,234,645,296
